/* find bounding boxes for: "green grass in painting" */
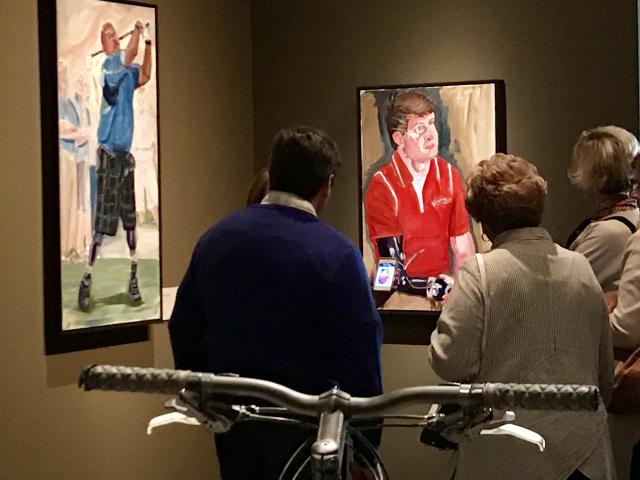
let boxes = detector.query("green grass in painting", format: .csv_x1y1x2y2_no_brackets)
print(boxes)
61,258,160,330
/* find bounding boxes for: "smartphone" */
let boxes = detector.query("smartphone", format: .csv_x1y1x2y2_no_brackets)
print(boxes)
373,258,398,291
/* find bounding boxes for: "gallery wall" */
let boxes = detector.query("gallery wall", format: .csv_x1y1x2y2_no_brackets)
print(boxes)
251,0,639,477
252,0,639,243
0,0,252,478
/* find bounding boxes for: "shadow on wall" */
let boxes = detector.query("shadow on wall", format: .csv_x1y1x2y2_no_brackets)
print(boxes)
45,339,154,387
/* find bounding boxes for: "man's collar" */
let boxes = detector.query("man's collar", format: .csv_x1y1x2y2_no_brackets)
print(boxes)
392,151,437,185
261,191,317,217
392,152,414,187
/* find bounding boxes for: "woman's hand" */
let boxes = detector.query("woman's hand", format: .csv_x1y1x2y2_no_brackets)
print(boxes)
603,291,618,314
437,273,455,303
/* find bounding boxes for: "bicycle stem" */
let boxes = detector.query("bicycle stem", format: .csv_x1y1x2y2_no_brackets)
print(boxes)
311,410,346,480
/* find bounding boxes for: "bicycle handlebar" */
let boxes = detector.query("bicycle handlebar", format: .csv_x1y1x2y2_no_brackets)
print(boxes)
79,365,599,416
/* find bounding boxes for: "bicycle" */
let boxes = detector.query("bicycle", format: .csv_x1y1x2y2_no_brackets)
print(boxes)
79,364,600,480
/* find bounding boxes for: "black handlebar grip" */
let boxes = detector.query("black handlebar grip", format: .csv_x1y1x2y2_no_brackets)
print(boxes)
482,383,599,411
79,365,195,394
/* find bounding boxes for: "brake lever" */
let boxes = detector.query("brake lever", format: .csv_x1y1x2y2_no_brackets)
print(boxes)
146,389,238,435
474,410,545,452
480,423,546,452
147,397,206,435
477,410,515,430
425,406,545,452
179,388,237,433
147,410,201,435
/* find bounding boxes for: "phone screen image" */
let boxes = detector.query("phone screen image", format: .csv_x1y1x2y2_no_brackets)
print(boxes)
373,259,397,291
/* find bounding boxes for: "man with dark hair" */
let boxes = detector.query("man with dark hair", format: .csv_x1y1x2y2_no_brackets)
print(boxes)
365,91,474,286
169,126,383,479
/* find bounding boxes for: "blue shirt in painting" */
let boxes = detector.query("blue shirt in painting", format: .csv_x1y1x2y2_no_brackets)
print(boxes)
98,51,140,152
169,203,384,399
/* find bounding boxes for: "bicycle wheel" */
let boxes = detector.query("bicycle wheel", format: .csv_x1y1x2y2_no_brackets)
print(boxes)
348,430,390,480
279,437,314,480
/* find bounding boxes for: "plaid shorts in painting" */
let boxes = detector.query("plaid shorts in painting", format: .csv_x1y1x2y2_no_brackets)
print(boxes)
94,146,137,236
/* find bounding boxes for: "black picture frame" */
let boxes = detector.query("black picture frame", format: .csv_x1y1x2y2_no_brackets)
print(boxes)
38,0,163,354
357,80,507,326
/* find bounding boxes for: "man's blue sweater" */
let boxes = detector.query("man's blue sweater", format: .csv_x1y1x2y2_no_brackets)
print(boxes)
169,203,383,398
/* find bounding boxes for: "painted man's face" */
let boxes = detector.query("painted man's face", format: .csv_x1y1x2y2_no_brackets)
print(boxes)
102,26,120,55
397,113,439,164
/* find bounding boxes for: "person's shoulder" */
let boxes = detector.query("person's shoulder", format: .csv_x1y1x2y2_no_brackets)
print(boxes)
310,225,366,280
198,206,256,238
545,244,603,295
615,207,640,222
455,253,481,285
603,209,639,233
436,156,457,168
621,230,640,276
460,252,480,271
436,156,463,178
313,221,358,251
376,159,396,173
577,214,636,244
625,228,640,253
369,161,396,182
213,204,322,236
555,241,587,259
555,241,601,270
291,222,359,271
366,162,402,203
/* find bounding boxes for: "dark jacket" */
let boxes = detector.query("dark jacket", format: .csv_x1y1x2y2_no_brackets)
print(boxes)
169,203,383,398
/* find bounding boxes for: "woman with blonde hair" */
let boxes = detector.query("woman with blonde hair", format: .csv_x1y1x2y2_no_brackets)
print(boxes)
567,126,640,480
567,126,640,292
429,154,614,480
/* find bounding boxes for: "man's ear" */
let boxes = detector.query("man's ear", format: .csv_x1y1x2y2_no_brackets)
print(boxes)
392,130,404,147
310,175,333,215
319,174,333,199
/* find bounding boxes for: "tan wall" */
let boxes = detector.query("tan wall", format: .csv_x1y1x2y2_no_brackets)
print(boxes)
251,0,639,477
0,0,252,478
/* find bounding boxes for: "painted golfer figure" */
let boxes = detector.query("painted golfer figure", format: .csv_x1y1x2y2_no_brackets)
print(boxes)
78,20,152,310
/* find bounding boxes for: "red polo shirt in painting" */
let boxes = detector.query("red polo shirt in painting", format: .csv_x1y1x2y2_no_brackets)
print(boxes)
364,152,470,277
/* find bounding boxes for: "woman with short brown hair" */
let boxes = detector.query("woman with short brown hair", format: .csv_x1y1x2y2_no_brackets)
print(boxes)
465,153,546,235
429,154,614,480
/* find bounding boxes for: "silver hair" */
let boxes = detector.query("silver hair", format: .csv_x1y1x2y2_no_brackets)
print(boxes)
568,125,639,196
